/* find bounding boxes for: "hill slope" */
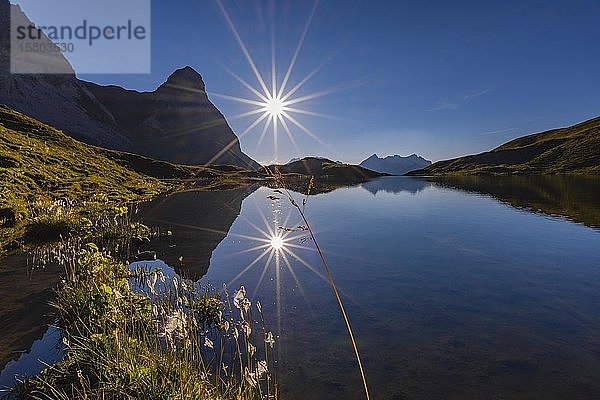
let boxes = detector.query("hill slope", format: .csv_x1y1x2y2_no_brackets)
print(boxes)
0,1,259,169
0,105,166,220
264,157,384,193
268,157,383,180
409,116,600,175
360,153,431,175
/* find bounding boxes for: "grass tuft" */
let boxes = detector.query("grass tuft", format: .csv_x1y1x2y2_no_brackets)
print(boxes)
15,245,277,399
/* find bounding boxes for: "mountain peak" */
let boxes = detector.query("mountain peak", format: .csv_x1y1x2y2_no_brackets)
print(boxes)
163,66,206,91
360,153,432,175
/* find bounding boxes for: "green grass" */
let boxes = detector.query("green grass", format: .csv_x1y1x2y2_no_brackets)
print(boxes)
409,115,600,175
16,245,275,399
0,105,168,253
0,105,257,254
0,105,277,398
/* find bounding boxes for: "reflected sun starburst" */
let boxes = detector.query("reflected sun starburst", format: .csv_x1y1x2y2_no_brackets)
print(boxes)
270,234,285,250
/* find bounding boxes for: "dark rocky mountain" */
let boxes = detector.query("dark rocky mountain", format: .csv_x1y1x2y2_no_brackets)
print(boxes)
288,156,341,164
360,153,431,175
409,117,600,175
0,2,130,149
84,67,260,168
0,0,259,169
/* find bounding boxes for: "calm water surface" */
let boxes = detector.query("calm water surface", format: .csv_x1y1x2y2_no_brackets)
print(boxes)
1,176,599,399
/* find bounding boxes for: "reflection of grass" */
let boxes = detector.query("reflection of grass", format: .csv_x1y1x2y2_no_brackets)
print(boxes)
428,175,600,229
17,245,276,399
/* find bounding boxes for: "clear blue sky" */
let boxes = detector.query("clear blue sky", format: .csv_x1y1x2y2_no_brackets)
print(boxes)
78,0,600,164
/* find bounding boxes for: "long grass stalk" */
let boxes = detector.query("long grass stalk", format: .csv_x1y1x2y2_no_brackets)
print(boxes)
270,168,371,400
291,198,371,400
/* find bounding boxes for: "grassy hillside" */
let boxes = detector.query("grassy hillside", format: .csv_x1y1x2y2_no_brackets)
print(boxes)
265,157,384,193
409,116,600,175
0,105,172,251
0,105,262,253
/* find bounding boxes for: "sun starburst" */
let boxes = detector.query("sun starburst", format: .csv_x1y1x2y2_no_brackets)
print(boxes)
204,0,349,164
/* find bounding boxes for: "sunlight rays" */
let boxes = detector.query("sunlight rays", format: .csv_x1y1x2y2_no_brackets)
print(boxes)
225,197,318,306
214,0,336,160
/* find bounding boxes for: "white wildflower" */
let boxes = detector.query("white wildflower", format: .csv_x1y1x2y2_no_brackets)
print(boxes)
233,286,246,309
204,337,214,349
242,322,252,338
146,277,156,295
243,298,251,313
160,310,187,339
248,342,256,356
256,300,262,313
265,331,275,348
256,360,268,377
244,367,258,387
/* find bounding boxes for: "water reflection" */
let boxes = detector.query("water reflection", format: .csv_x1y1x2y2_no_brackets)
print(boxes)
134,185,258,280
0,326,63,390
361,176,430,195
428,175,600,229
200,179,600,399
0,254,60,373
2,176,600,399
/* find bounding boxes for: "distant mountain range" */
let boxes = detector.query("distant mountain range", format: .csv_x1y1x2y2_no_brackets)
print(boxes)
409,116,600,175
0,0,259,169
360,154,431,175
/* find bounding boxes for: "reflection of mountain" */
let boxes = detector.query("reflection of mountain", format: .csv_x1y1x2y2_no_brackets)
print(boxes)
429,175,600,229
361,177,430,195
135,186,257,281
0,254,60,372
